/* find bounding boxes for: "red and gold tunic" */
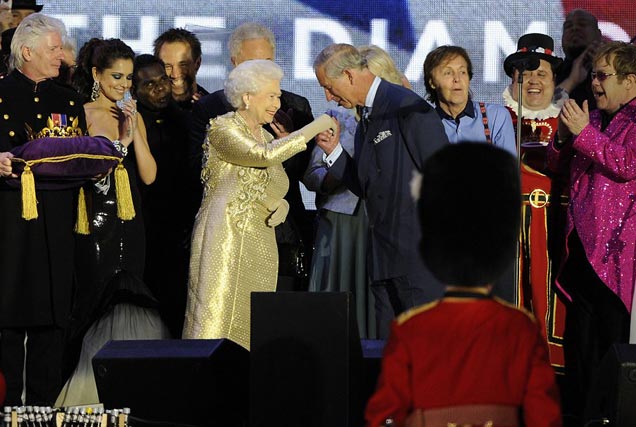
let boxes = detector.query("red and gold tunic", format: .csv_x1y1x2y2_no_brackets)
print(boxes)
504,89,568,373
365,293,562,427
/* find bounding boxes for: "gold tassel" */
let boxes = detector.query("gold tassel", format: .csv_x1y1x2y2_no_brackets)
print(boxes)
21,164,38,220
114,161,135,220
74,186,90,234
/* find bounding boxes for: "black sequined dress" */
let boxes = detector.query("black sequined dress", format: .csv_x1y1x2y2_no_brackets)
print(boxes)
70,147,146,340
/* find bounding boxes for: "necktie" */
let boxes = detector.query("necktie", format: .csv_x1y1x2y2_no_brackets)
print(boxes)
360,106,370,134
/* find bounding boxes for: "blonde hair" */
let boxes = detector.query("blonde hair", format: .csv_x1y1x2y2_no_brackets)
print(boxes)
358,45,404,85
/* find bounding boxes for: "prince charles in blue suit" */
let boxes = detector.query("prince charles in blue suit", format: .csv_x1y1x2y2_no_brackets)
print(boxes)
313,44,449,338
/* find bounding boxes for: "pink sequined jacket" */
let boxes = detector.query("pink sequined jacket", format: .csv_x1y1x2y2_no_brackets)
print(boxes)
548,98,636,311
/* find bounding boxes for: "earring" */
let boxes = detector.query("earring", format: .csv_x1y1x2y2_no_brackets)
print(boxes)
90,80,100,102
245,103,249,110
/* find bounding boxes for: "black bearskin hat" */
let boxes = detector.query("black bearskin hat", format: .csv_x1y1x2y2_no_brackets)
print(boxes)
418,143,520,286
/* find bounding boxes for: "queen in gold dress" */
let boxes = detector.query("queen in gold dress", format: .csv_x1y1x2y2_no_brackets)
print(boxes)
183,60,334,349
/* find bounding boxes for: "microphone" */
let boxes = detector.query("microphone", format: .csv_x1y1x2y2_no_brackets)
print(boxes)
509,55,540,74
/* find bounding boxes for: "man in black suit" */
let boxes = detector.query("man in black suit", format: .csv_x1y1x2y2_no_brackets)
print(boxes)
313,43,449,339
132,54,192,338
153,30,210,282
189,22,315,291
556,9,603,111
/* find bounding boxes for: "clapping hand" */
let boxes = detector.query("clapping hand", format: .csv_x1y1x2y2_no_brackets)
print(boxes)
118,98,138,147
271,108,294,138
570,42,602,85
560,99,589,137
558,41,603,94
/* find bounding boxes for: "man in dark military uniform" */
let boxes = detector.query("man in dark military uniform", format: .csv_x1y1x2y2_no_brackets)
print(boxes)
0,14,86,406
132,54,192,338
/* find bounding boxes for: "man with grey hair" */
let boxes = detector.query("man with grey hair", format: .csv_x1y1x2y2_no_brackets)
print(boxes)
0,13,86,405
227,21,277,66
190,22,315,292
313,43,449,339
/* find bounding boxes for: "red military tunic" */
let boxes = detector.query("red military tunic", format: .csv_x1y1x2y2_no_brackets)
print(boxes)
365,291,561,427
504,91,568,373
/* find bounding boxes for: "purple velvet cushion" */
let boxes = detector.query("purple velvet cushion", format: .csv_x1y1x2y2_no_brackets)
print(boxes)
7,135,123,189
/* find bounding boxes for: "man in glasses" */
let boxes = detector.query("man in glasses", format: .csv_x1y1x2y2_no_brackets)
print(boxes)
551,41,636,426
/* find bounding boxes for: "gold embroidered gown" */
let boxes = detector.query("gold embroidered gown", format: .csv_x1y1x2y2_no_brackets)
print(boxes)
183,111,307,349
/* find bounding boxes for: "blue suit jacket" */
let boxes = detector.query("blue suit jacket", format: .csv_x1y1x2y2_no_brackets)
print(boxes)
330,80,449,287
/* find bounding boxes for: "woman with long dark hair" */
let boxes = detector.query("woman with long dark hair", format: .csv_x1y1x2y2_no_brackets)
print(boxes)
69,38,156,332
58,38,165,406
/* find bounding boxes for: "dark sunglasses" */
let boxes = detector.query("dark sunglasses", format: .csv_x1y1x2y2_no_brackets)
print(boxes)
591,71,624,82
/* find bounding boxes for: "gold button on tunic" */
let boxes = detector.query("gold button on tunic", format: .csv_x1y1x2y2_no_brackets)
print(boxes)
183,112,306,350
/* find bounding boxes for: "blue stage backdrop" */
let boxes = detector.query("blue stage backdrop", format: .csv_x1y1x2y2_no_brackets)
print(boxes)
44,0,636,208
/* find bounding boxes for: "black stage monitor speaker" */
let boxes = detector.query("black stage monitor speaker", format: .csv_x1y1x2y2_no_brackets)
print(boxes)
250,292,363,427
93,339,249,427
586,343,636,427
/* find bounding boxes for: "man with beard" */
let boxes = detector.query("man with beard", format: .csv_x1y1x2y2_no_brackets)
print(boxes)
557,9,603,110
132,54,193,337
189,22,315,291
153,28,208,110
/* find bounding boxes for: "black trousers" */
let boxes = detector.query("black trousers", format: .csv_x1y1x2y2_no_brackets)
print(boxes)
0,326,65,406
560,231,630,425
370,275,436,340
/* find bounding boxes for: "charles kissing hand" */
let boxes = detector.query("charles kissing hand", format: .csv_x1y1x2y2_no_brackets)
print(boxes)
315,117,341,155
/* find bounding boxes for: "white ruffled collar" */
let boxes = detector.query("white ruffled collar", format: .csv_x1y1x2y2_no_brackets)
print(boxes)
502,85,563,120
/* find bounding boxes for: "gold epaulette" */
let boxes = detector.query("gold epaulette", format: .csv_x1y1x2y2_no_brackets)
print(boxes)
396,300,441,325
492,296,537,323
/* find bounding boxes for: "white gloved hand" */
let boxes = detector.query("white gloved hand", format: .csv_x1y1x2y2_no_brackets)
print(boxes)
267,199,290,227
298,114,336,141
